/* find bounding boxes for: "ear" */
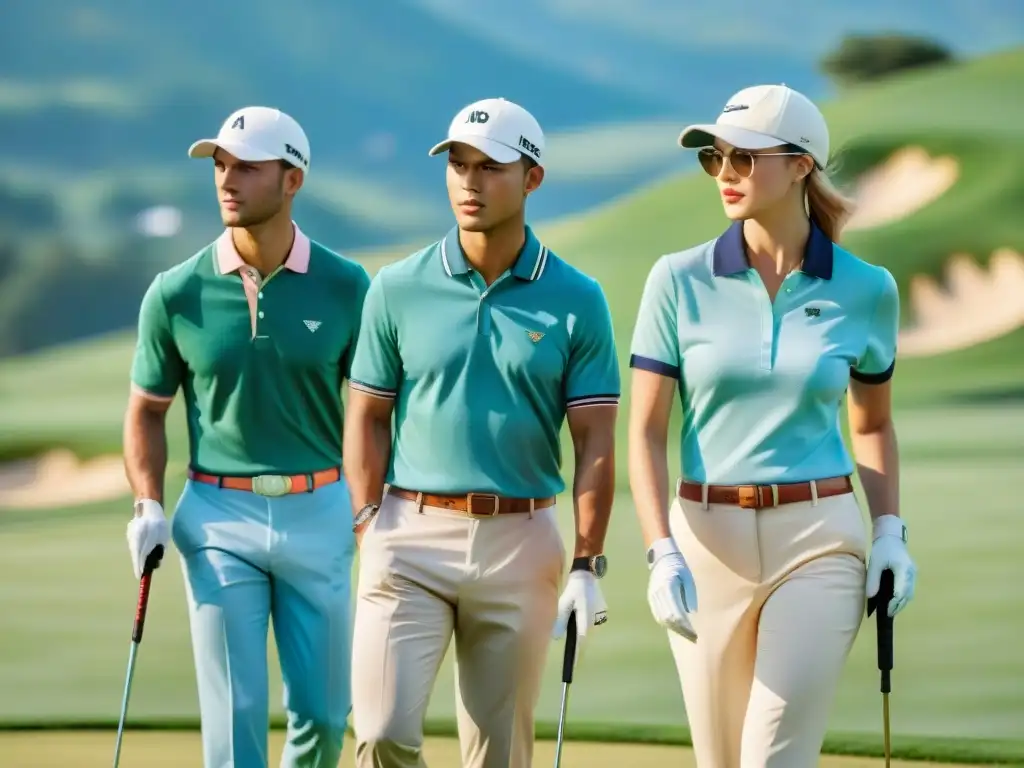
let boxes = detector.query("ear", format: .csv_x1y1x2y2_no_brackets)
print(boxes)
284,167,305,196
795,155,815,182
524,164,544,195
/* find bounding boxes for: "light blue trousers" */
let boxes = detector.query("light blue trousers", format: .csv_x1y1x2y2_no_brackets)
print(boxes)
170,477,355,768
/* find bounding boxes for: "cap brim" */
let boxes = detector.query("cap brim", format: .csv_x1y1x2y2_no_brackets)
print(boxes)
187,139,281,163
428,135,522,164
678,124,785,152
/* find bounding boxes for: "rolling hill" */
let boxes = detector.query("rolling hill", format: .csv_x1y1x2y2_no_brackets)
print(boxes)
2,47,1023,464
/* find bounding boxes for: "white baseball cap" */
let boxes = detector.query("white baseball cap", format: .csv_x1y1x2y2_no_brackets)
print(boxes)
428,98,545,167
678,85,829,169
188,106,311,173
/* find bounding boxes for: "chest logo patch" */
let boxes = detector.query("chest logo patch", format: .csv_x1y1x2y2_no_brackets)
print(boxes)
526,330,545,343
303,320,322,333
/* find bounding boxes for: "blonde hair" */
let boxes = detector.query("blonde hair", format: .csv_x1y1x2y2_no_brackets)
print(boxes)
805,166,856,243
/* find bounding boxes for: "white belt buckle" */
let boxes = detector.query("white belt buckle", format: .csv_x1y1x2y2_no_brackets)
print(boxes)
252,474,293,497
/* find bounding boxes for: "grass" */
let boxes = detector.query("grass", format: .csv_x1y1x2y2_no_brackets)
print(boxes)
7,732,1018,768
1,398,1023,760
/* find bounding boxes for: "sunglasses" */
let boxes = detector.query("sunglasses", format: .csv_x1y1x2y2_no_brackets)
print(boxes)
696,147,809,178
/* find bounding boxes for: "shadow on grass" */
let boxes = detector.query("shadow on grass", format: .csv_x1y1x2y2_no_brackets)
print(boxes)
2,719,1021,764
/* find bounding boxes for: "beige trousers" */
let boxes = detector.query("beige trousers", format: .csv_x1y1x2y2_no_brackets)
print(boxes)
667,487,868,768
351,492,565,768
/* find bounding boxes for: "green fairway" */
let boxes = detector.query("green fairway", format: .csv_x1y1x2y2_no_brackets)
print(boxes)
1,397,1023,758
4,731,1013,768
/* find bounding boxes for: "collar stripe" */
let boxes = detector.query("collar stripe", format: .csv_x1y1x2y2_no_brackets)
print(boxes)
531,246,548,281
440,239,453,277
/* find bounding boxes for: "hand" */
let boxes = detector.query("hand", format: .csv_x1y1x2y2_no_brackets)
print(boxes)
552,570,608,653
866,515,916,617
646,537,698,642
126,499,170,581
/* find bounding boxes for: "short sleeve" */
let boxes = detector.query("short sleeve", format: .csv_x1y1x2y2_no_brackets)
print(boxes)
348,272,401,399
852,267,899,384
130,273,185,399
565,282,621,409
628,256,680,379
340,266,372,380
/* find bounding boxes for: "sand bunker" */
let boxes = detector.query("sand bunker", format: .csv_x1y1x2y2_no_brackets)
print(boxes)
0,449,130,511
898,248,1024,357
845,146,959,231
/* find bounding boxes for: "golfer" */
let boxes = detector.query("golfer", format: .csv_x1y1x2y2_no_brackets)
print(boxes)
123,106,370,768
627,84,918,767
344,97,620,768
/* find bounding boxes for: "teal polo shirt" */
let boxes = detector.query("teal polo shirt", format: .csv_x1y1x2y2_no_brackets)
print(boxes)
130,225,370,476
349,225,620,497
629,220,899,485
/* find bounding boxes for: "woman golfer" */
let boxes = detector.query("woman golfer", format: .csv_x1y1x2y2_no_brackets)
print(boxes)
627,84,918,767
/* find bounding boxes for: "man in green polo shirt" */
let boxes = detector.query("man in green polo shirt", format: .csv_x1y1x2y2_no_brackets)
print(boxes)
343,97,620,768
122,105,370,768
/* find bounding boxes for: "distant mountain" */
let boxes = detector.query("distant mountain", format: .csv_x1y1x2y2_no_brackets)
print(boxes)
0,0,666,253
1,0,1023,357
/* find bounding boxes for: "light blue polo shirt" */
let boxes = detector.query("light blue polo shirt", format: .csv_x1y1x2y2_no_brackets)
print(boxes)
629,220,899,485
349,225,620,497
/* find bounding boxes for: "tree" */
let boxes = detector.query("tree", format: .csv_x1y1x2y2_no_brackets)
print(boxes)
820,33,955,87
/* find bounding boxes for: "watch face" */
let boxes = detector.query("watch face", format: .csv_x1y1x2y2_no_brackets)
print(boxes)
592,555,608,578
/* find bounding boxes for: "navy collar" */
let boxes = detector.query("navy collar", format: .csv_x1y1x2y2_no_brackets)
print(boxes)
440,225,548,281
712,219,834,280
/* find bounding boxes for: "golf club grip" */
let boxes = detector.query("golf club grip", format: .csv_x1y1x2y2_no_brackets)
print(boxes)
132,545,164,643
562,611,577,684
876,569,895,689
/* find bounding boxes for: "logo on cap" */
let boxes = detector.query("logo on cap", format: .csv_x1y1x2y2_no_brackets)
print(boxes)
518,135,541,158
465,110,490,124
285,143,308,167
232,115,245,129
722,104,748,113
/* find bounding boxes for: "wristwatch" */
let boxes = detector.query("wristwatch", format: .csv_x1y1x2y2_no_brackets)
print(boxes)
352,503,379,532
571,554,608,579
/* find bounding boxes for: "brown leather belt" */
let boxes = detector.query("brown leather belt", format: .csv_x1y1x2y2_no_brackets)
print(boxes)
188,466,341,496
387,486,555,517
678,475,853,510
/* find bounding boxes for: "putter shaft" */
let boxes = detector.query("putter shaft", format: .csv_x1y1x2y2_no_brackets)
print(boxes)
112,642,140,767
554,682,570,767
883,692,891,767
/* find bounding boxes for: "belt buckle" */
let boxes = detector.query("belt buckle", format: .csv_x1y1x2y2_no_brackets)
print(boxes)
466,492,500,518
251,474,293,497
737,485,760,509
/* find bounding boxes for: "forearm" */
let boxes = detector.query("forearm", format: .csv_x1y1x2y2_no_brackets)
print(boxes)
572,439,615,558
343,415,392,514
851,419,900,521
628,428,673,549
123,407,169,505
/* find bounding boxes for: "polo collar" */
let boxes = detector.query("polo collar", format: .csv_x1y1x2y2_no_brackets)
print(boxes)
216,222,311,275
712,219,834,280
440,225,548,281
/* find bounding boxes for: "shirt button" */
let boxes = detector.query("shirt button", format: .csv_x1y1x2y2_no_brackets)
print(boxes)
257,292,264,299
258,311,265,319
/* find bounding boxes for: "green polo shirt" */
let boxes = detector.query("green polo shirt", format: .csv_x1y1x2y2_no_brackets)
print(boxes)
130,225,370,476
349,225,620,497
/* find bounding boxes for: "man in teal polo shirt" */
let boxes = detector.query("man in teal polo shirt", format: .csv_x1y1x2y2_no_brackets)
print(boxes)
123,105,370,768
343,97,620,768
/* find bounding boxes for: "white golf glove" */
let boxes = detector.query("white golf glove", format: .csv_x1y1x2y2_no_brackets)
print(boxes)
866,515,916,617
126,499,169,581
552,570,608,654
646,537,698,642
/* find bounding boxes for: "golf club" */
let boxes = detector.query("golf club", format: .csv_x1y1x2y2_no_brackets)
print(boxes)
868,568,896,768
112,544,165,768
553,610,578,768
